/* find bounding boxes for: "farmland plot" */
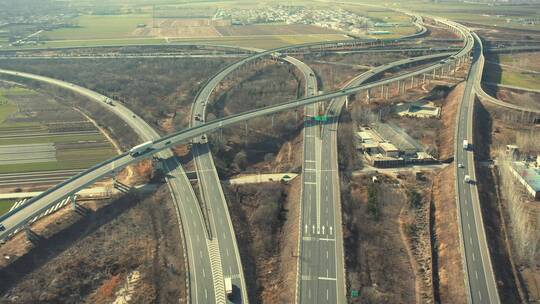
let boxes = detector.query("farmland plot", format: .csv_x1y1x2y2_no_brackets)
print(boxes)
0,84,116,189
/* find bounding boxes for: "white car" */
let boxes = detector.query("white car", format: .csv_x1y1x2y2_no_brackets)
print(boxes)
458,163,464,168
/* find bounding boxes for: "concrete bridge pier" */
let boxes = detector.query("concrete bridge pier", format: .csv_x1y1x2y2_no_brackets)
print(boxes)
432,69,437,80
410,76,415,89
24,225,40,243
70,194,77,210
366,89,371,103
423,73,427,84
244,121,248,144
380,85,385,98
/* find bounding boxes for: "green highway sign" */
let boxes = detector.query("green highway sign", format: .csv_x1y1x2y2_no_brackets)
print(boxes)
314,115,328,122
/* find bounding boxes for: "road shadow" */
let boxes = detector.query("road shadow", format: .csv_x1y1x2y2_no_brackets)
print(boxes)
0,190,153,295
481,48,503,99
473,100,522,303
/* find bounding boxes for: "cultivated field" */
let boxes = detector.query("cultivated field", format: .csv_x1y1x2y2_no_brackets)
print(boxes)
484,52,540,90
0,84,116,180
133,18,225,38
39,10,349,49
167,34,349,50
0,199,14,216
343,4,416,23
44,14,151,40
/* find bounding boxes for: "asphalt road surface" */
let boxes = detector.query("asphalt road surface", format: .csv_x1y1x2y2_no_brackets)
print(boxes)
0,70,216,303
190,64,248,302
296,54,345,304
0,16,472,303
299,51,453,304
0,46,462,249
0,43,462,244
454,34,500,304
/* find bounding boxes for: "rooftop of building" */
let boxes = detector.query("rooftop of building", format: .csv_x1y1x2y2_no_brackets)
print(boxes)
512,161,540,192
379,142,399,152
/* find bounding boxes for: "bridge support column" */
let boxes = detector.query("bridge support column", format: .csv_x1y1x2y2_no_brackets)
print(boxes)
423,73,427,84
380,85,384,98
24,225,39,243
271,115,275,128
395,80,400,95
401,81,406,94
366,89,371,103
410,76,414,89
70,194,77,210
244,121,248,143
432,69,436,80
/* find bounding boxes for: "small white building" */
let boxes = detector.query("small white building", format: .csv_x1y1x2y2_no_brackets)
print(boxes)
380,142,400,158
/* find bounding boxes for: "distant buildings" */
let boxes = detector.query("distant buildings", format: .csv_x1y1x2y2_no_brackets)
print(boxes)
356,125,435,168
396,101,441,118
217,6,373,35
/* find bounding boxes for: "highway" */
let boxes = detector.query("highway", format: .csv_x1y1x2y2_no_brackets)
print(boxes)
298,52,458,304
180,17,424,302
182,15,427,302
295,55,343,303
0,47,462,60
0,46,463,244
0,70,217,303
0,13,478,304
454,33,500,304
188,42,326,303
471,33,540,115
189,48,252,304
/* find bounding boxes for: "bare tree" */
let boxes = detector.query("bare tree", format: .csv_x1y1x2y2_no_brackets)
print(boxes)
496,149,540,264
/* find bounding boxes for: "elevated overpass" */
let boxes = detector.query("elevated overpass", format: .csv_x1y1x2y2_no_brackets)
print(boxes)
2,11,502,304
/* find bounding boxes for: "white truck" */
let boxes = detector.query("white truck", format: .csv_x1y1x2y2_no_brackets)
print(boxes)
463,139,469,150
224,277,233,300
464,175,472,184
129,141,153,157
